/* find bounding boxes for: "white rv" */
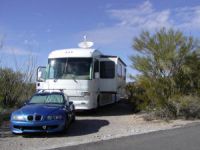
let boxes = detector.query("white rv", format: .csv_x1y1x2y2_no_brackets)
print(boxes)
36,39,126,110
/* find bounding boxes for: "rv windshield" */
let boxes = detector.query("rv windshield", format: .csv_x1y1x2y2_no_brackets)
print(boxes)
47,58,92,80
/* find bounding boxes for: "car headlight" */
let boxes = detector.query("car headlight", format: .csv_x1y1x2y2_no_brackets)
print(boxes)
47,115,63,120
12,115,26,121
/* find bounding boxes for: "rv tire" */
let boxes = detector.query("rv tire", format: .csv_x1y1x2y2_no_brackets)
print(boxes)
97,95,100,108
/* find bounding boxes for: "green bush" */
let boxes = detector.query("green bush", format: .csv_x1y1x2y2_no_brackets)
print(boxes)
169,95,200,119
129,28,200,119
125,82,146,112
0,68,35,108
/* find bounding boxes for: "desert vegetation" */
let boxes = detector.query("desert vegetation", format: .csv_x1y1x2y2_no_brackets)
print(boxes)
127,28,200,119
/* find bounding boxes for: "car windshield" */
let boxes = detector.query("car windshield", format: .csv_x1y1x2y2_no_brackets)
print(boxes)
29,93,64,104
47,58,92,80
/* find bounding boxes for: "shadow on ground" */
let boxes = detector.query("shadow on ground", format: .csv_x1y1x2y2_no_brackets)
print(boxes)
76,99,133,117
67,119,109,136
21,119,109,138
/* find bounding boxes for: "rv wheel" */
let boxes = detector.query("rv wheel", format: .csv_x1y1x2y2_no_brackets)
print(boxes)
97,95,100,108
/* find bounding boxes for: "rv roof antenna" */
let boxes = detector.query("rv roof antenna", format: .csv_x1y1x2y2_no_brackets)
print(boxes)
84,35,87,41
78,35,94,49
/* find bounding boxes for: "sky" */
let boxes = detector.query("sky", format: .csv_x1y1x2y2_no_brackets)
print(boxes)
1,0,200,80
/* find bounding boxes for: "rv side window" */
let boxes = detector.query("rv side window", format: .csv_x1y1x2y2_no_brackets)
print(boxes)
117,64,122,77
93,60,99,78
100,61,115,78
123,68,126,80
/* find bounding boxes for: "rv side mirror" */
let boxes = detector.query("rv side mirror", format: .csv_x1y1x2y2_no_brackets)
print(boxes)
95,72,100,79
37,66,46,82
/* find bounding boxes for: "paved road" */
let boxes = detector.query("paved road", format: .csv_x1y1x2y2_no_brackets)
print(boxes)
53,123,200,150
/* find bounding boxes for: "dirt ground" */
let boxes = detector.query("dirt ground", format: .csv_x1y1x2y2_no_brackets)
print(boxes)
0,100,199,150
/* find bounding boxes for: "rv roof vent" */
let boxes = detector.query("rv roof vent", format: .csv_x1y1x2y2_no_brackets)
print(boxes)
78,35,94,49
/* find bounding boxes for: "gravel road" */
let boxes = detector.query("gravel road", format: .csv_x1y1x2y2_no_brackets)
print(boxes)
0,100,199,150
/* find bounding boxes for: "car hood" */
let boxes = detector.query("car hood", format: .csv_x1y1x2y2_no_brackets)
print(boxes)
18,104,63,116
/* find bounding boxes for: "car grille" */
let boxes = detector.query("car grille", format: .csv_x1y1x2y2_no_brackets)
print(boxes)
13,125,58,131
27,115,34,121
35,115,42,121
27,114,42,121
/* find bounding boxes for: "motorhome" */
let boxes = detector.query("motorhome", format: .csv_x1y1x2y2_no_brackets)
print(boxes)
36,38,126,110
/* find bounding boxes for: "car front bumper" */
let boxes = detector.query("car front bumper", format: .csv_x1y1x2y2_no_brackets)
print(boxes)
10,120,66,134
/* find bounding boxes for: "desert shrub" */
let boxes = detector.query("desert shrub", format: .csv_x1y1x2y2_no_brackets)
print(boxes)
15,83,35,107
125,82,145,112
169,95,200,119
129,28,200,119
0,68,35,108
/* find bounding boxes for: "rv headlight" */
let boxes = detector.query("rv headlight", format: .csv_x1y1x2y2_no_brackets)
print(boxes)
12,115,26,121
81,92,90,96
47,115,63,120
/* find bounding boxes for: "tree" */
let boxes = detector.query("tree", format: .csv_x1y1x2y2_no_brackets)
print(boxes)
0,68,23,107
0,35,36,108
130,28,200,118
132,28,195,79
0,34,5,65
0,68,35,108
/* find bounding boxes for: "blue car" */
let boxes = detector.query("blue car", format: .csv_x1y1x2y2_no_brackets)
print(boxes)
10,91,75,134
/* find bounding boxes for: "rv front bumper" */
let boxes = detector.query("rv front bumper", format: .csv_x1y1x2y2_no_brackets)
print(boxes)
68,95,96,110
72,100,94,110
